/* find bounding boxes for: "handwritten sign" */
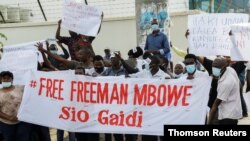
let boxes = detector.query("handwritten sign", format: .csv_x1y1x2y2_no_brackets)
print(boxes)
0,41,43,85
18,71,211,135
230,24,250,61
188,13,249,56
62,0,102,36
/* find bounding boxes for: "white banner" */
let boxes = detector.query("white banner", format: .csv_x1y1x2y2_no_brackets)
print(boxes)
62,0,102,36
230,24,250,61
188,13,249,56
0,41,43,85
18,71,211,135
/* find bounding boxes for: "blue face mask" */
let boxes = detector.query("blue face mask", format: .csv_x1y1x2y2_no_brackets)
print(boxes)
151,24,159,31
186,64,196,74
212,67,221,77
2,82,12,88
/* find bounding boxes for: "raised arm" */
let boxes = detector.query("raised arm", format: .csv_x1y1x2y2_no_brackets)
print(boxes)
40,50,58,71
35,42,71,67
57,42,70,59
55,19,62,40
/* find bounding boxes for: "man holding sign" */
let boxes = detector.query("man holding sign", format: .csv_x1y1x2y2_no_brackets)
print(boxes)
57,0,103,60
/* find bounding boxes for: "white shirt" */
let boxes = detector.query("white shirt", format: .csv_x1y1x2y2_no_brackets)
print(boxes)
129,69,170,79
217,67,242,120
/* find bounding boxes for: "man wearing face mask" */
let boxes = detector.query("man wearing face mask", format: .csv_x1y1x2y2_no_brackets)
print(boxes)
46,40,70,70
144,19,170,59
208,57,242,125
85,55,107,76
182,54,208,80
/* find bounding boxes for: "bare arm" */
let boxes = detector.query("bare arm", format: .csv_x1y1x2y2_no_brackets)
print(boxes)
35,42,71,67
40,51,58,71
55,19,62,40
57,42,70,59
208,98,221,124
115,51,139,74
196,56,205,64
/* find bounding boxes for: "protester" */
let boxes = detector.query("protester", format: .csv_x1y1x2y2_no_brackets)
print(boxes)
128,55,170,141
101,52,138,141
74,68,99,141
197,55,248,117
125,46,145,71
182,54,208,80
0,71,32,141
208,57,242,125
173,61,185,79
103,48,111,62
144,19,170,61
46,40,70,70
85,55,106,76
75,65,85,75
56,20,95,60
129,55,171,79
36,42,93,70
102,51,139,77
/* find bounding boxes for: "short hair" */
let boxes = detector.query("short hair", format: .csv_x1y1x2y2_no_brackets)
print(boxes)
151,19,158,25
150,56,160,65
0,71,13,79
104,49,110,52
142,52,153,59
184,54,197,62
93,55,104,62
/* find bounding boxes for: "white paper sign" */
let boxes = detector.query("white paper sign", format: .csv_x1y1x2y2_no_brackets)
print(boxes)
62,0,102,36
188,13,249,56
18,71,211,135
0,41,42,85
230,24,250,61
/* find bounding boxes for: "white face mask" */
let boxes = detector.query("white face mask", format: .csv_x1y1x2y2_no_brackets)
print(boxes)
2,82,12,88
174,73,183,78
50,50,58,54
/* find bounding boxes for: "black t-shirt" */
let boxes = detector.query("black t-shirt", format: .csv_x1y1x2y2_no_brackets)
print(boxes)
203,58,218,108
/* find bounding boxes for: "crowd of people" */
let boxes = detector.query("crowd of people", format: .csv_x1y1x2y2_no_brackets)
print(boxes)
0,17,250,141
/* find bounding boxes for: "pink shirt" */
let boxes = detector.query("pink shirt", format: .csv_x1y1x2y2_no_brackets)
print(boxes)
0,86,24,124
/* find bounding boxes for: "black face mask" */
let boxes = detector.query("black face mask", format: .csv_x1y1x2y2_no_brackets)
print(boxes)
95,67,104,73
159,65,166,72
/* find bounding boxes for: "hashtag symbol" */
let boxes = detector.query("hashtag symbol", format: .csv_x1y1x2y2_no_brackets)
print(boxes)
29,80,37,88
